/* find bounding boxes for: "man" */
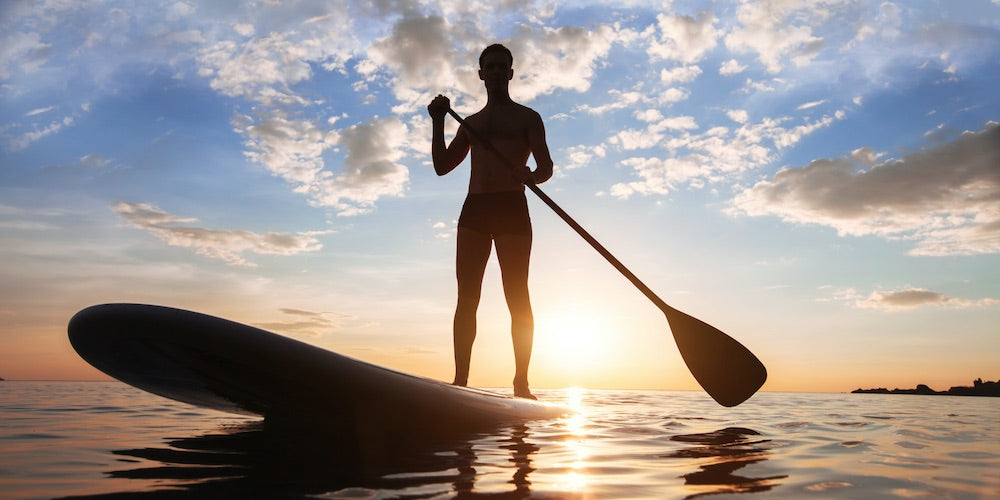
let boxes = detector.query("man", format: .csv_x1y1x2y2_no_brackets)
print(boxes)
427,44,554,399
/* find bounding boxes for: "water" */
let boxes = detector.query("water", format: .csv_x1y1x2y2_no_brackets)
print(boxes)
1,382,997,499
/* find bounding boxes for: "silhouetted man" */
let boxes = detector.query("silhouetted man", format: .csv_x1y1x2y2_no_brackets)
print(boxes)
427,44,554,399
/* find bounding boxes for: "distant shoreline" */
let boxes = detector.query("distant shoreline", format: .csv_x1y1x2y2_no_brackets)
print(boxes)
852,378,998,397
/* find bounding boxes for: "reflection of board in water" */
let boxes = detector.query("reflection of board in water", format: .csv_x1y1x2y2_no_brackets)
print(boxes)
68,303,567,436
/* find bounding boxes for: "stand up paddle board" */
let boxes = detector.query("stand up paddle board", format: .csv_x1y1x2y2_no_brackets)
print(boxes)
68,304,566,433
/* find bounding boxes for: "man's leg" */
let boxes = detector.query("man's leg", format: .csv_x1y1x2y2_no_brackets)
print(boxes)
495,233,535,398
453,228,492,386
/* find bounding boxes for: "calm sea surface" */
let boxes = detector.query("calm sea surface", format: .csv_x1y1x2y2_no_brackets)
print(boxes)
1,381,997,499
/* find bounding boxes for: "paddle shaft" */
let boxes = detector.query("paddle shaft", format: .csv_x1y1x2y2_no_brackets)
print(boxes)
446,108,675,315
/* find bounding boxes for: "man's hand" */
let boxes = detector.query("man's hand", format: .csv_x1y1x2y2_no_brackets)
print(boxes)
513,166,536,185
427,94,450,121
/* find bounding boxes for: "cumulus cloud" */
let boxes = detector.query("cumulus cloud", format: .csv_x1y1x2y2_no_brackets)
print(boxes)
233,112,409,216
113,202,322,266
575,89,647,115
197,15,354,106
725,0,826,73
359,14,624,113
660,64,703,84
310,116,411,215
731,122,1000,256
719,58,747,75
610,111,844,197
645,11,720,63
564,144,607,170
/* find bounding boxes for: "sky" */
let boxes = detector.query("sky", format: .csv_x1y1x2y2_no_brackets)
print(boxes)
1,0,998,394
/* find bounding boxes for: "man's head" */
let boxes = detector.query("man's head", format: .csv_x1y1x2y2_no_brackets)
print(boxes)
479,44,513,69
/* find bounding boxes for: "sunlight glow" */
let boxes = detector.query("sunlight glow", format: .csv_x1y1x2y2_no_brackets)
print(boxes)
536,309,617,374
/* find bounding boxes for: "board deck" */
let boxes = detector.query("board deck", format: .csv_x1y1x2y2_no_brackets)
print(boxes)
68,304,567,433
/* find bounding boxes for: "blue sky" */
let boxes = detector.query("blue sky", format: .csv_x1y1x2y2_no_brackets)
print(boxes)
1,0,998,392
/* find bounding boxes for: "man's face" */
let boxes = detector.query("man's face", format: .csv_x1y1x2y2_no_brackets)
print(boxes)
478,52,513,89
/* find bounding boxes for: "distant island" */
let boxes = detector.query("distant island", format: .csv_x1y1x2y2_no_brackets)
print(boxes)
853,378,998,397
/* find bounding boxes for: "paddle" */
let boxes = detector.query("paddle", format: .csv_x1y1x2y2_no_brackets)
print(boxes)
446,107,767,407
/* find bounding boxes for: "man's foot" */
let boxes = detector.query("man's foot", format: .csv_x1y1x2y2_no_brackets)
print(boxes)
513,380,536,400
514,388,537,400
452,378,468,387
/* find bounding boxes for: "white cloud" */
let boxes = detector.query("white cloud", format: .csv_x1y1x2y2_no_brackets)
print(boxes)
797,99,827,110
0,31,52,80
645,11,720,63
610,156,705,197
727,109,749,123
731,122,1000,256
719,58,747,75
113,202,322,267
611,111,845,198
575,89,646,115
361,16,625,113
724,0,826,73
25,106,53,116
197,16,354,106
5,115,75,151
564,144,607,170
234,112,409,216
660,64,702,84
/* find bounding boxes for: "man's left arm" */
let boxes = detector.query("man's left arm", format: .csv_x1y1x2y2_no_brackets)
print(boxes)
527,110,554,184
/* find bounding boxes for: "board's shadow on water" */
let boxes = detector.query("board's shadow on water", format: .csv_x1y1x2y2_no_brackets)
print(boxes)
665,426,788,498
63,419,540,499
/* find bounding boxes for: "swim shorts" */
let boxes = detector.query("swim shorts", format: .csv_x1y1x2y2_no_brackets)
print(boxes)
457,191,532,237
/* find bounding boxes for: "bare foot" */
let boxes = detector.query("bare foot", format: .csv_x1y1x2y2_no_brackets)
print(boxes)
515,390,537,400
513,383,537,400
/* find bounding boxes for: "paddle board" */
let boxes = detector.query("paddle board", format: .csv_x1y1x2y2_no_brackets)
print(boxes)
68,304,566,433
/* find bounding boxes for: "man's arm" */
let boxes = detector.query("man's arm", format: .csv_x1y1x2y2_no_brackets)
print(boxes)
527,110,554,184
429,95,470,176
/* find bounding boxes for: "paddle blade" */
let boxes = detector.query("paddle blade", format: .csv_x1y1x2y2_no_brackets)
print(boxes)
664,308,766,407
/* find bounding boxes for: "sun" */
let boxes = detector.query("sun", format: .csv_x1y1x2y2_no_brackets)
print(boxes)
534,306,617,373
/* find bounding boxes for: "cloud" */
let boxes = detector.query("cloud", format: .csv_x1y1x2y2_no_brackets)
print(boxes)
645,11,720,63
731,122,1000,256
25,106,53,116
0,30,52,80
255,308,356,336
660,64,703,84
842,288,999,310
234,112,409,216
725,0,826,73
563,144,607,170
797,99,827,110
360,14,624,112
719,58,747,75
113,202,322,267
610,111,844,197
310,116,411,215
196,15,355,106
5,115,75,151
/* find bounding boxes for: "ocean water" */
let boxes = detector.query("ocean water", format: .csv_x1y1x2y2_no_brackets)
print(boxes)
1,382,997,499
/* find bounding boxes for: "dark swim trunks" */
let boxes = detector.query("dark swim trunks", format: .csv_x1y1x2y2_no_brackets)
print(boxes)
458,191,532,237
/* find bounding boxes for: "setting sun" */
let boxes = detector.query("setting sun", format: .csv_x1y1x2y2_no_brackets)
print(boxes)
535,306,619,375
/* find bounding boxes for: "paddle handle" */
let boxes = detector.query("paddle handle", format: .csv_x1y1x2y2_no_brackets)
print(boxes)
446,108,673,314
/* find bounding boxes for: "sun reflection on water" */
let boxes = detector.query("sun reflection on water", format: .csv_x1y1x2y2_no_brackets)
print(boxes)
552,386,592,493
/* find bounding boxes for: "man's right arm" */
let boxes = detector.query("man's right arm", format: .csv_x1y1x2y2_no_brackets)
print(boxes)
429,95,470,176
